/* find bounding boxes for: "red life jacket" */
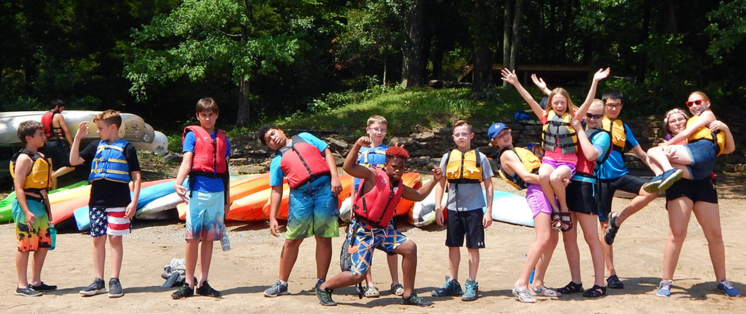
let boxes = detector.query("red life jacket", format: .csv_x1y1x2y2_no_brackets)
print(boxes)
41,111,64,139
278,135,330,189
353,168,403,229
575,128,611,177
183,126,228,178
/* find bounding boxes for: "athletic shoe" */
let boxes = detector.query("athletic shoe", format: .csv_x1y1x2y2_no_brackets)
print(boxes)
196,281,222,298
390,283,404,296
656,280,672,297
607,275,624,289
171,283,194,299
264,280,289,297
15,286,42,297
717,279,741,297
658,169,683,192
431,276,463,297
79,278,106,296
604,212,621,245
313,278,325,292
402,293,432,306
462,279,478,301
30,282,57,292
642,175,663,194
364,285,380,298
108,278,124,298
316,288,337,306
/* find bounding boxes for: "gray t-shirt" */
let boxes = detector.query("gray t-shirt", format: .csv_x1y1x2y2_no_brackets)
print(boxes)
439,150,494,212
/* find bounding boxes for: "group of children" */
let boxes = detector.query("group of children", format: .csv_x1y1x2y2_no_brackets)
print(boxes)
10,81,739,306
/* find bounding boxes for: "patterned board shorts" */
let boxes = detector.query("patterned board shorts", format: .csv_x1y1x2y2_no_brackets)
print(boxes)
286,180,339,240
185,191,225,241
90,207,131,237
12,199,52,252
347,220,407,276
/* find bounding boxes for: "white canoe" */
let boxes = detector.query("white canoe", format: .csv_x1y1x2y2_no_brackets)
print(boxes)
136,192,183,220
132,131,168,155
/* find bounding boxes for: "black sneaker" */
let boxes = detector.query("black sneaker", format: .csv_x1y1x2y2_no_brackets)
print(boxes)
108,278,124,298
607,275,625,289
196,281,222,298
604,213,620,245
316,288,337,306
171,283,195,299
16,286,42,297
79,278,106,296
402,293,432,306
30,282,57,292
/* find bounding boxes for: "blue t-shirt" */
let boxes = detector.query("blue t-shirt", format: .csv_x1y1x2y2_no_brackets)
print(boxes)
571,130,610,181
183,130,231,192
596,123,638,180
353,145,389,193
269,132,329,188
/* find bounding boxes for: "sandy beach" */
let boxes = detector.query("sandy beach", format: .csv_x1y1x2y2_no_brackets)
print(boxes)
1,176,745,313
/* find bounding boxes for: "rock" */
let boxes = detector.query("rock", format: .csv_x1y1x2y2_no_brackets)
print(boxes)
325,136,349,154
412,132,434,140
162,153,182,164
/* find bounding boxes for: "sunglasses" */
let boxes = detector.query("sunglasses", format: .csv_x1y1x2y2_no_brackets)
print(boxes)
586,113,603,119
685,99,706,107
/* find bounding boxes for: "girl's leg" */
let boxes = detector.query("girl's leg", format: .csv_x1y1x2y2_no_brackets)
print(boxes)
538,164,558,212
576,213,605,287
516,213,553,289
692,202,726,281
550,166,573,212
532,226,559,289
561,212,582,285
662,197,693,281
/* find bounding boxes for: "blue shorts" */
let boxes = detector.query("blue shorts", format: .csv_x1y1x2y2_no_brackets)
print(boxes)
185,191,225,241
684,140,717,181
348,220,407,275
286,176,339,240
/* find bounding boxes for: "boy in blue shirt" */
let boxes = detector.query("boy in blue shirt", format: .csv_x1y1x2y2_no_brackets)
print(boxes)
172,98,230,299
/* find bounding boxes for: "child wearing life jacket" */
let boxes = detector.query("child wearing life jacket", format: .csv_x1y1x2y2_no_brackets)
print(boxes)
11,121,57,297
171,98,230,299
501,68,609,232
258,125,342,297
349,115,402,298
643,91,732,193
432,119,494,302
316,140,441,307
69,110,142,298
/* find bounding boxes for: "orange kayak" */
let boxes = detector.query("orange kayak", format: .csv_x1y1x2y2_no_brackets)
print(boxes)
394,172,422,216
262,175,351,221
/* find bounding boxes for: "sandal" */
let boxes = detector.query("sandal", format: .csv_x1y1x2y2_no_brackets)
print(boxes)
582,285,607,298
551,212,563,230
531,286,561,297
364,285,380,298
556,281,584,294
512,284,536,303
559,212,572,232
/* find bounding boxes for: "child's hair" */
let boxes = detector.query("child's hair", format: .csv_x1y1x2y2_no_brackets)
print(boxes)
385,146,410,161
545,88,578,117
257,124,278,146
451,119,472,133
602,89,624,103
93,109,122,129
17,120,44,144
367,115,388,127
196,97,220,115
590,99,605,113
50,99,65,110
690,91,710,102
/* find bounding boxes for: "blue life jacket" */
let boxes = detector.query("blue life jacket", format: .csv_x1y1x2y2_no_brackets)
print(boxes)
88,139,131,184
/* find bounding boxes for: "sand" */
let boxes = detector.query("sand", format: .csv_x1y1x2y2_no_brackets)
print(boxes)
1,177,745,313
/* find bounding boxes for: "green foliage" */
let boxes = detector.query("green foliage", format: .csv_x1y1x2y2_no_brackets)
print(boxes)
706,0,746,64
166,133,182,152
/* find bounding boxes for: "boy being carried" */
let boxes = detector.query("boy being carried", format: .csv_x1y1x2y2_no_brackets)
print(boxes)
70,110,141,298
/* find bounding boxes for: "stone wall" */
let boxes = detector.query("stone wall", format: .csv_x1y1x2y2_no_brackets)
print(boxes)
228,115,746,175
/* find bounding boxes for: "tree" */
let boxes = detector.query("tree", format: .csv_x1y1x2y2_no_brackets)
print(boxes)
126,0,306,126
400,0,425,88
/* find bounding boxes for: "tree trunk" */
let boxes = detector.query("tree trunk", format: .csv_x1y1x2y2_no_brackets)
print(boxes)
503,0,513,87
236,79,250,127
401,0,425,88
472,0,493,95
509,0,524,70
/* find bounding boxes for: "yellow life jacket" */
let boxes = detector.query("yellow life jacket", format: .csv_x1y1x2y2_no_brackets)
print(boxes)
445,148,483,184
9,149,53,194
542,110,578,154
498,147,540,190
686,115,726,156
601,117,626,153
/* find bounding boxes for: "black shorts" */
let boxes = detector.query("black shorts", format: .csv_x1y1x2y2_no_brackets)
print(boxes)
665,178,718,206
597,174,647,222
445,209,485,249
45,139,71,170
566,179,597,215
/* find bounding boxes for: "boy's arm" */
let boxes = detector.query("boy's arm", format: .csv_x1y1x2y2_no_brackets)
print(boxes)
268,185,284,237
224,157,230,218
663,111,716,146
434,175,447,226
41,189,52,222
13,156,36,226
69,121,89,166
127,170,141,219
482,176,493,228
324,148,342,196
501,68,546,118
174,152,193,203
575,68,610,119
342,137,377,182
401,166,443,201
